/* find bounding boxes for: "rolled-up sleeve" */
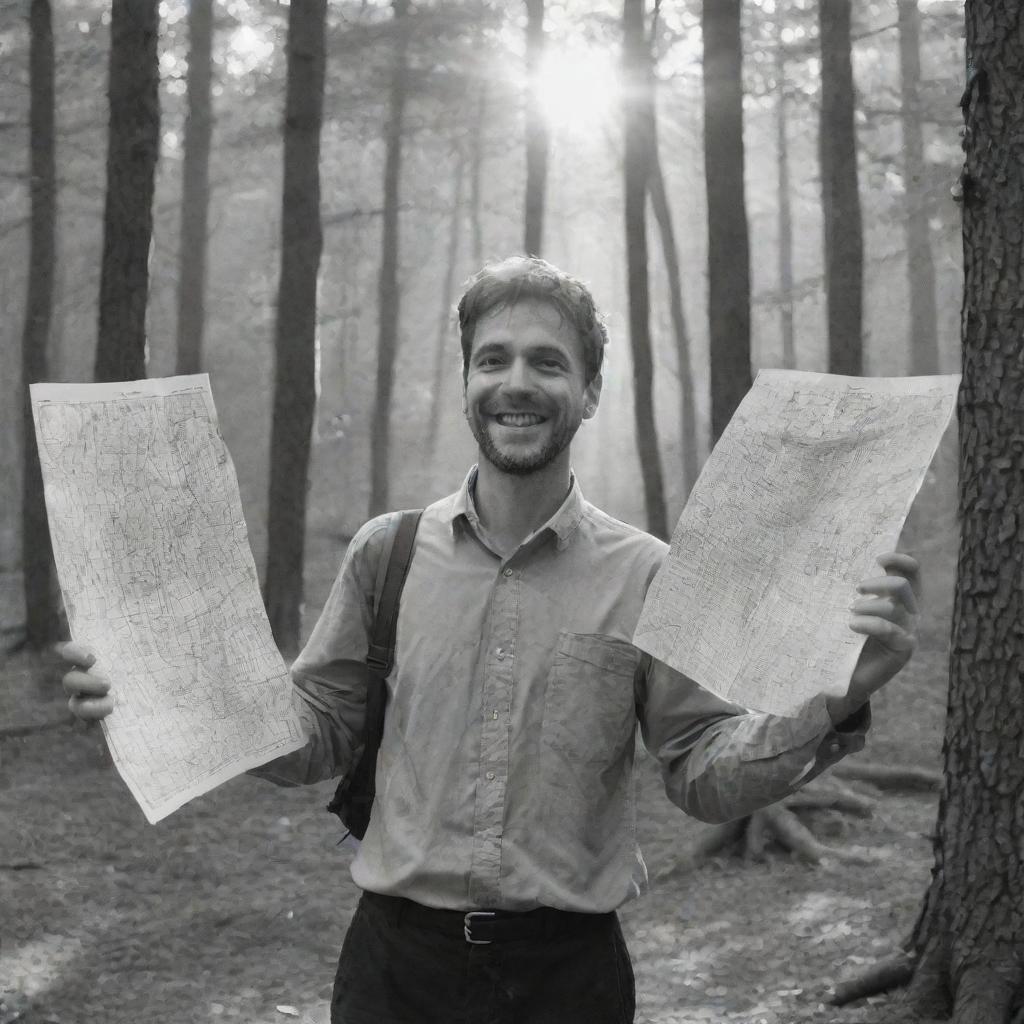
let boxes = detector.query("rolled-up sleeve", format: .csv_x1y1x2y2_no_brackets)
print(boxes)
249,515,394,787
637,653,870,823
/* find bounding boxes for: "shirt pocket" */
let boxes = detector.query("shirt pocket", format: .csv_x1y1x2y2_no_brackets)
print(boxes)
542,632,639,764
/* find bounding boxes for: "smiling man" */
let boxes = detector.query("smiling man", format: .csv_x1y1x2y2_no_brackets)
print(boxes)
61,256,921,1024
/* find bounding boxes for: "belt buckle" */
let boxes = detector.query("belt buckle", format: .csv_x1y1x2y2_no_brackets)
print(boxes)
464,910,496,944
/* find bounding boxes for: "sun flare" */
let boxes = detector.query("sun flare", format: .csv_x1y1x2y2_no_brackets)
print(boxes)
532,46,620,133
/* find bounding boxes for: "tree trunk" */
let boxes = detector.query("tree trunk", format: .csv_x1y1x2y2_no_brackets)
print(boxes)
898,0,940,376
21,0,60,649
264,0,326,654
174,0,213,376
94,0,159,383
703,0,752,443
818,0,863,377
368,0,410,519
775,7,795,370
648,145,699,497
902,6,1024,1022
622,0,668,540
427,144,465,460
469,80,487,267
523,0,548,256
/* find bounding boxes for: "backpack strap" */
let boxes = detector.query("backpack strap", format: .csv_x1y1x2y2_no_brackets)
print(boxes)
367,510,422,675
328,509,422,837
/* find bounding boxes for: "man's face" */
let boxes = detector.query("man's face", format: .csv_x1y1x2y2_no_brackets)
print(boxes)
463,298,602,476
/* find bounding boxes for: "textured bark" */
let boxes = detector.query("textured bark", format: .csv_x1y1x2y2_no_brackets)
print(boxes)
264,0,326,653
904,5,1024,1022
703,0,752,443
21,0,60,649
648,144,699,497
94,0,159,382
368,0,410,519
523,0,548,256
427,145,465,459
174,0,213,376
818,0,863,376
899,0,940,376
774,8,795,370
622,0,668,541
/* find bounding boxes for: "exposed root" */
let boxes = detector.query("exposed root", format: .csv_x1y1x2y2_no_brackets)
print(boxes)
951,962,1017,1024
763,804,878,864
784,776,876,817
829,953,915,1006
652,819,746,881
744,808,770,861
832,761,942,793
690,818,747,860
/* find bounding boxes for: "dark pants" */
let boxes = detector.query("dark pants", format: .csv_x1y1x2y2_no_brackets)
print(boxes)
331,892,636,1024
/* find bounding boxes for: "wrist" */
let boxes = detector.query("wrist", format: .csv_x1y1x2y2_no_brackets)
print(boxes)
826,695,871,732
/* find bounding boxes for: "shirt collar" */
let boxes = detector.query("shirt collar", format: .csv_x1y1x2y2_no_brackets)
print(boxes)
444,465,586,551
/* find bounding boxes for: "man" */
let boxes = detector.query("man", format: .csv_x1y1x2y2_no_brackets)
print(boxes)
62,256,920,1024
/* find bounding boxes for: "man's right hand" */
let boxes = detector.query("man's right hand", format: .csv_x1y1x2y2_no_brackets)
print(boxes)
58,641,114,721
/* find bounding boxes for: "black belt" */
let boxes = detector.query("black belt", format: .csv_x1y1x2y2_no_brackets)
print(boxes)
361,891,614,945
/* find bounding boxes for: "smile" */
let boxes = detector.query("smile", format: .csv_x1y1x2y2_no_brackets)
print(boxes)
494,413,545,427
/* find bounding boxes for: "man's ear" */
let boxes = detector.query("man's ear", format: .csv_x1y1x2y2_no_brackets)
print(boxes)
583,373,603,420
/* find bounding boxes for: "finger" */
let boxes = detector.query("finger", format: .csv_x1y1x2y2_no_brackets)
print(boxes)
62,670,110,698
849,614,916,650
54,641,96,669
856,574,919,616
68,694,114,721
877,552,921,599
850,596,903,621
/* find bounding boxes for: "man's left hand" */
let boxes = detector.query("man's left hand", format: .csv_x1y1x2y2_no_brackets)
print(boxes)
826,552,920,724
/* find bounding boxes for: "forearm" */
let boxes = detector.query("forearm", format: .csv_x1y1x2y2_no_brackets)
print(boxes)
249,662,366,787
659,697,870,823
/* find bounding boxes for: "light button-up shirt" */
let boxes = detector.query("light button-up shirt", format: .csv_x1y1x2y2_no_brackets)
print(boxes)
254,469,868,912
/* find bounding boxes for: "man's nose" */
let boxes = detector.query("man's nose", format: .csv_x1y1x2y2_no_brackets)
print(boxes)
503,357,534,393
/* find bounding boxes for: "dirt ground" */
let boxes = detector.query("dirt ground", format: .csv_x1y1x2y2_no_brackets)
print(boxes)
0,635,947,1024
1,509,955,1024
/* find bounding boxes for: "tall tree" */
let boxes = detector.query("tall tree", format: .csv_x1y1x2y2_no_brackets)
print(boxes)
523,0,548,255
901,6,1024,1020
174,0,214,376
21,0,60,649
774,6,796,370
469,80,487,267
622,0,669,540
704,0,752,442
898,0,940,375
818,0,863,376
646,86,699,493
264,0,327,653
94,0,160,382
427,143,465,461
368,0,411,518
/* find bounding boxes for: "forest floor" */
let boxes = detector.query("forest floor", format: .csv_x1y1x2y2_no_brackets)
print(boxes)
0,522,954,1024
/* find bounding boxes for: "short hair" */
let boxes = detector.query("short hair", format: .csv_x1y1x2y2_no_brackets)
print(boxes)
456,256,608,384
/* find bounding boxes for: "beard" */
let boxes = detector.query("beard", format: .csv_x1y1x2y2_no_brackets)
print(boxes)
468,411,581,476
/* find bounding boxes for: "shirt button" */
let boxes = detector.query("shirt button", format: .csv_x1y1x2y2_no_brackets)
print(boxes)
486,771,495,781
502,568,513,578
828,741,841,754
